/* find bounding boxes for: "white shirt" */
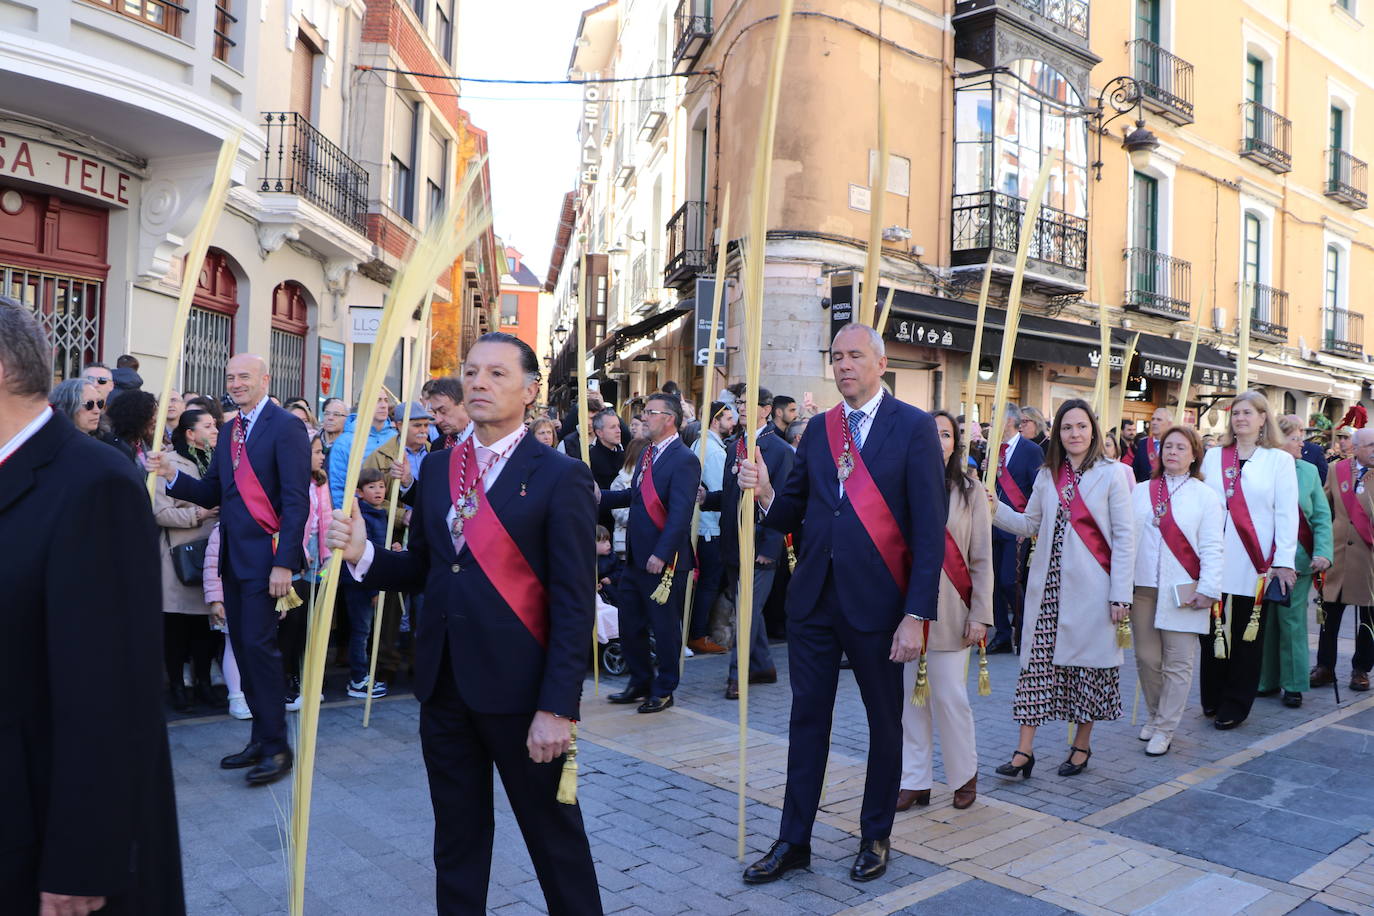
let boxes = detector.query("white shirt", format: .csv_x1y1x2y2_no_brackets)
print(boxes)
351,424,526,578
647,433,679,463
0,407,52,465
1002,432,1023,465
237,397,268,442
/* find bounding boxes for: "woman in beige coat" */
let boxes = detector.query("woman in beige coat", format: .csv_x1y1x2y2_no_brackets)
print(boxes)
898,410,993,812
992,399,1135,779
154,408,221,713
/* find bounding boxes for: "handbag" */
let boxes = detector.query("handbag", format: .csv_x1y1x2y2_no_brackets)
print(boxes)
169,533,210,586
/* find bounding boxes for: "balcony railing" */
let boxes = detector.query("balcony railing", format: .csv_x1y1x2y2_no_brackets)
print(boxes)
1324,307,1364,357
1238,281,1288,341
1014,0,1089,38
952,191,1087,272
1130,39,1194,125
1240,101,1292,173
1326,148,1369,210
672,0,712,73
1124,248,1191,320
637,74,667,139
664,201,708,290
630,252,648,310
260,112,369,234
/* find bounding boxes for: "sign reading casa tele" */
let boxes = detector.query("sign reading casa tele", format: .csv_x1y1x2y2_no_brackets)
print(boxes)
0,133,134,207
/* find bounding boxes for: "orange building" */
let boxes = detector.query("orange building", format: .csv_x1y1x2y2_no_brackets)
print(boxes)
498,245,544,352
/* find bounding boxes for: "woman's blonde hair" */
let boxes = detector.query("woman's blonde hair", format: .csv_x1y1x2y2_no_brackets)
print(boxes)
1277,414,1305,438
1220,390,1282,448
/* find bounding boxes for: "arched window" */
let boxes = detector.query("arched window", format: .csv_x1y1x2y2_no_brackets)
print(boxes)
270,281,310,401
183,248,238,398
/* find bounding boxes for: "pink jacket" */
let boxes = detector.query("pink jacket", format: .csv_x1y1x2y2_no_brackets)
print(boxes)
203,523,223,604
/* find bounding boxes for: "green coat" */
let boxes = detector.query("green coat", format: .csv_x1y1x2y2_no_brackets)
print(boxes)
1260,458,1332,693
1294,459,1333,572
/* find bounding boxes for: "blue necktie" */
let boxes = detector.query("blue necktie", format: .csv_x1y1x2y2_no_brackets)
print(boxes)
848,409,864,446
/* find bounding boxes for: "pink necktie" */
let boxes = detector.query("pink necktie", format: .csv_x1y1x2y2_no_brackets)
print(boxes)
453,447,499,554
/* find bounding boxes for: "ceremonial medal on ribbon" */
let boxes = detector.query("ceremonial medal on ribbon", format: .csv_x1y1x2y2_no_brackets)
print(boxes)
837,446,854,482
451,487,479,539
231,415,246,470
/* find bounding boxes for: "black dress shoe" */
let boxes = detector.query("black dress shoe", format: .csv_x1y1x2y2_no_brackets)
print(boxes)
220,741,264,769
637,695,674,713
984,640,1013,655
1214,718,1243,730
169,685,194,714
246,749,293,786
195,683,228,710
1282,690,1303,708
850,838,889,882
607,687,649,705
742,840,811,884
1057,746,1092,777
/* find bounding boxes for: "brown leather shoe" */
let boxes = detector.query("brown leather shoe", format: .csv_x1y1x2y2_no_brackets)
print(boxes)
952,776,977,810
1351,671,1370,692
687,637,727,655
725,679,739,700
1310,665,1335,688
749,668,779,684
895,788,930,812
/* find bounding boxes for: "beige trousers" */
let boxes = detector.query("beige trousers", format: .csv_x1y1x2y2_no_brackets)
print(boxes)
1132,587,1199,737
901,648,978,791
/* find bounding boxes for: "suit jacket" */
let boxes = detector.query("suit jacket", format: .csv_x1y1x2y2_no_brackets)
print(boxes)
995,458,1135,668
600,437,701,571
762,394,946,631
994,435,1043,544
703,427,795,567
167,400,311,579
2,412,182,912
1132,437,1159,483
1322,457,1374,605
1200,444,1299,594
360,433,596,718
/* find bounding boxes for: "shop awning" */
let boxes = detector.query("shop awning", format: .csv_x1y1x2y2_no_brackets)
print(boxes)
1122,331,1236,391
615,303,692,349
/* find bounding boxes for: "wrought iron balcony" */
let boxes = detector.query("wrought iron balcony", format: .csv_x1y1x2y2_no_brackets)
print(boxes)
1123,248,1191,320
952,191,1087,274
1238,281,1288,342
1326,148,1368,210
672,0,712,74
1013,0,1089,38
1240,102,1292,173
1323,307,1364,357
260,112,369,233
1130,39,1193,125
637,74,667,140
664,201,708,291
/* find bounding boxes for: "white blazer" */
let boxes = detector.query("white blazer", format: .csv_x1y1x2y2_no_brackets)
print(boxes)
1200,445,1298,595
1131,475,1224,634
994,458,1136,670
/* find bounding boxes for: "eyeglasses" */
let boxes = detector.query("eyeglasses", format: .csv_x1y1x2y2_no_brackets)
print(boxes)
85,376,111,385
82,399,106,411
643,408,674,417
323,410,348,419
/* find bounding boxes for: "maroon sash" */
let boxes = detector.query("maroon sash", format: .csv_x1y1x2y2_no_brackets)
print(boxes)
1220,445,1274,573
942,528,973,609
1335,458,1374,549
826,404,911,591
1298,508,1314,557
448,440,549,648
639,446,668,530
1150,477,1201,580
997,443,1028,511
232,420,279,536
1056,460,1112,574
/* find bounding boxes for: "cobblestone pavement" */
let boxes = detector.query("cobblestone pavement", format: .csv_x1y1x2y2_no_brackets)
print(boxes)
174,608,1374,915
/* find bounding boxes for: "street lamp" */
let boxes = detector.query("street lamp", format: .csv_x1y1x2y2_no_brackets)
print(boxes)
1090,76,1160,181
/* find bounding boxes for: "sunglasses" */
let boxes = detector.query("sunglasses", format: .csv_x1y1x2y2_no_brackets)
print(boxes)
85,376,112,385
643,408,674,417
82,399,106,411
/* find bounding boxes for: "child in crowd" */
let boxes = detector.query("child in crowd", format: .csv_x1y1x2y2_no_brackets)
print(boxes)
596,524,621,603
343,467,390,699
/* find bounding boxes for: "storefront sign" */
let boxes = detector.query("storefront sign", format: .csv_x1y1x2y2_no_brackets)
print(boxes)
890,318,962,349
693,277,725,367
317,338,346,412
0,133,133,207
349,306,382,344
1088,348,1125,372
1197,367,1236,390
580,86,602,187
829,290,854,345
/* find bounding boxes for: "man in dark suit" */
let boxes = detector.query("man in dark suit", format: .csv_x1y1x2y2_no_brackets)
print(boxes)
0,298,183,915
739,322,945,885
704,388,796,698
1131,407,1172,483
601,391,701,713
150,353,309,786
989,404,1042,653
328,332,600,915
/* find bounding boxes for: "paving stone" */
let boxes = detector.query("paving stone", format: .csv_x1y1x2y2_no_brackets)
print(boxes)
907,878,1070,915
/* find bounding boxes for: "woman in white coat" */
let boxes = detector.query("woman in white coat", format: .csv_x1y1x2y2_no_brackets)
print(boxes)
1131,425,1224,756
992,399,1135,779
1199,390,1298,729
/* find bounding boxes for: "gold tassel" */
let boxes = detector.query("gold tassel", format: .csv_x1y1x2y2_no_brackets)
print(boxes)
911,651,930,706
1115,618,1133,649
1213,598,1229,659
650,563,676,605
786,535,798,573
1242,603,1261,642
1317,603,1327,627
556,723,579,806
977,641,991,697
276,587,303,613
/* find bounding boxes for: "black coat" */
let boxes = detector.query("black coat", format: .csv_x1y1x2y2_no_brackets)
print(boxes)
704,428,796,567
1,411,183,913
601,437,701,571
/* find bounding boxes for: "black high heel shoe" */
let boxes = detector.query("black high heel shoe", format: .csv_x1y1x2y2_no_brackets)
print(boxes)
995,750,1035,778
1058,746,1092,776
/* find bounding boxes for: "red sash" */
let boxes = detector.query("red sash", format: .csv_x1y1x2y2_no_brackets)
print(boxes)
997,443,1028,511
1220,445,1274,573
1056,461,1112,574
942,528,973,609
1146,436,1159,471
232,420,280,536
639,446,668,530
1298,508,1314,557
1335,458,1374,549
826,403,911,591
1150,477,1201,580
448,440,549,648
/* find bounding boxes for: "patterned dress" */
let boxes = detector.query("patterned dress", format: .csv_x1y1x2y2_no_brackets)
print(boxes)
1012,467,1123,727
